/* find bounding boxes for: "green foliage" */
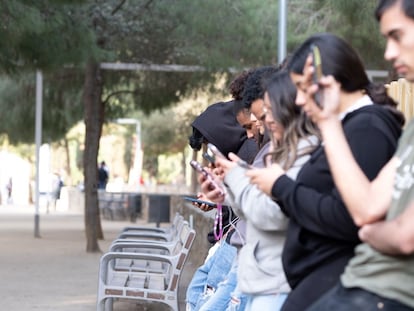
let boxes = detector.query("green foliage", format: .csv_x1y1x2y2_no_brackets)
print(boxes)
169,0,279,67
0,0,394,147
102,70,216,115
0,69,84,144
0,0,103,73
308,0,387,69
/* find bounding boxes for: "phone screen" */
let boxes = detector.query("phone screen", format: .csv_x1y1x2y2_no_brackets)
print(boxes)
311,44,323,108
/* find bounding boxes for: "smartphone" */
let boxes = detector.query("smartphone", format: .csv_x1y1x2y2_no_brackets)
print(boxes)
189,160,224,194
183,196,216,207
207,143,226,160
203,152,216,166
311,44,323,108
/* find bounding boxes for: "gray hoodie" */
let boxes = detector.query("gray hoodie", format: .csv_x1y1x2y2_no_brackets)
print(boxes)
224,136,318,295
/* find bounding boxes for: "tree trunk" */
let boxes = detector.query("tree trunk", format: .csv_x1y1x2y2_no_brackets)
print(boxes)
83,60,104,252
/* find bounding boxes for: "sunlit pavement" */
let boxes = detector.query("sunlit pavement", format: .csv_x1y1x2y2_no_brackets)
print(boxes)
0,204,178,310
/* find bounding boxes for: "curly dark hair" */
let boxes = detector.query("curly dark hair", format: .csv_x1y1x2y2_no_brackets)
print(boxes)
228,70,252,100
241,66,280,109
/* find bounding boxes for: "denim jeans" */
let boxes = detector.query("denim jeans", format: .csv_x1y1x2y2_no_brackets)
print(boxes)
307,283,414,311
226,281,248,311
245,293,288,311
186,240,237,311
199,259,247,311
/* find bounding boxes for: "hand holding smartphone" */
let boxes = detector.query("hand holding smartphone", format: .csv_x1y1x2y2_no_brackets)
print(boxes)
311,44,323,108
189,160,224,195
207,143,226,161
183,196,216,211
207,143,251,171
183,196,216,207
203,152,216,167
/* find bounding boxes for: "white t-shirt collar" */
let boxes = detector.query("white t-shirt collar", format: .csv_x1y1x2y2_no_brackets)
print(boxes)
339,94,373,120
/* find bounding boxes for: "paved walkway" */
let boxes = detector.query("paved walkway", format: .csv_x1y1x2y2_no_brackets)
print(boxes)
0,204,181,311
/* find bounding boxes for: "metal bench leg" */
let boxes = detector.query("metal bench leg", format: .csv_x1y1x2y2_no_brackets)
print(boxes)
106,298,113,311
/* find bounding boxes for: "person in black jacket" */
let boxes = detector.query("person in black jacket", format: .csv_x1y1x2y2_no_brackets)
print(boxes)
246,33,405,311
186,87,260,311
98,161,109,190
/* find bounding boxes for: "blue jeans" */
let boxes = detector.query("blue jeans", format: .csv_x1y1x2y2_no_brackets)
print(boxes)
199,259,247,311
186,240,237,311
226,281,248,311
245,293,288,311
307,283,414,311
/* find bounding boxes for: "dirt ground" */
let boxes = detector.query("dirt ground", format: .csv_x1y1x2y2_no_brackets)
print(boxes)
0,205,188,311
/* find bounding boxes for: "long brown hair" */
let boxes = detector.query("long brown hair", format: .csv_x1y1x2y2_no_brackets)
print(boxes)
264,70,320,169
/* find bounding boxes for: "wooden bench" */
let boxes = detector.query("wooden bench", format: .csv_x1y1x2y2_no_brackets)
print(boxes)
96,221,196,311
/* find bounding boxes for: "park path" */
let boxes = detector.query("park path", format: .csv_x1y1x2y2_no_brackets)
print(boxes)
0,205,176,311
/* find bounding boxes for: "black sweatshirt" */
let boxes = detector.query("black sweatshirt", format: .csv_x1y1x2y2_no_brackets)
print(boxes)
191,101,258,163
272,104,402,310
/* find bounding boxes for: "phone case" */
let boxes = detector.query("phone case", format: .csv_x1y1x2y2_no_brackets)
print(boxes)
189,160,224,195
183,196,216,207
207,143,225,159
311,44,323,108
203,152,216,165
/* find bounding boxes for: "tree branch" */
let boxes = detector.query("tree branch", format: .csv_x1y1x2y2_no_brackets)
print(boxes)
111,0,127,15
102,89,136,105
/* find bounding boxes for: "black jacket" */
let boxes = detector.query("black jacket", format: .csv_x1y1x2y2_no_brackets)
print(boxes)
191,101,258,163
272,105,403,310
191,101,259,244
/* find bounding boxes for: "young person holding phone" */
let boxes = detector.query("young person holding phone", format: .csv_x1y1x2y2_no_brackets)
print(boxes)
297,1,414,310
189,66,281,311
201,70,320,311
246,33,405,310
186,71,260,311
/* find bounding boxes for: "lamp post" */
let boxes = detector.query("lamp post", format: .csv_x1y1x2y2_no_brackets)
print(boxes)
34,70,43,238
113,118,142,189
278,0,287,64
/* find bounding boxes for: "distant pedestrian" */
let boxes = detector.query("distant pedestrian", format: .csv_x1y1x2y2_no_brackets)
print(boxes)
6,177,12,205
47,173,63,213
98,161,109,190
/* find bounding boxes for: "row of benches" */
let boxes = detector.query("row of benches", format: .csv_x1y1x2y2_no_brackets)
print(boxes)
98,192,172,227
98,191,134,221
96,213,196,310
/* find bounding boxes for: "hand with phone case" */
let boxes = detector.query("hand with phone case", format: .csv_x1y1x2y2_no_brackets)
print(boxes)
206,143,249,178
183,195,216,212
203,152,216,168
207,143,226,160
207,142,250,170
190,160,225,197
305,46,342,119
